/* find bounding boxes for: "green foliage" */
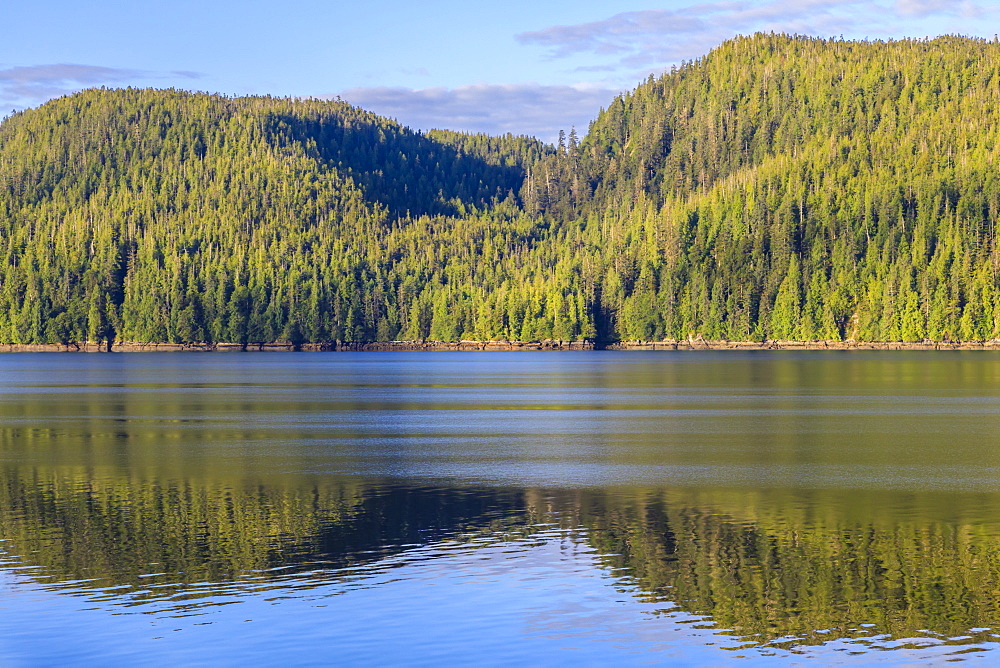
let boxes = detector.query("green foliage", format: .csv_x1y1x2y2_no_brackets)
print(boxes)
0,89,590,344
530,33,1000,341
5,34,1000,343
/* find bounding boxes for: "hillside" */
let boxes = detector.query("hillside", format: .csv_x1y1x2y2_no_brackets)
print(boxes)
3,34,1000,345
0,90,572,345
533,34,1000,341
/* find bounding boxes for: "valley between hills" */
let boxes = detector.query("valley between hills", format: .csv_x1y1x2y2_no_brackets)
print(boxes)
4,33,1000,349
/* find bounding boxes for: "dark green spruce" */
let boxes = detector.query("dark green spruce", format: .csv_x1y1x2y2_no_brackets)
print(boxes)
3,33,1000,345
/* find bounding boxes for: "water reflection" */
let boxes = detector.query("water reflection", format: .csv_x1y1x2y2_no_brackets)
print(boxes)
5,467,1000,657
4,352,1000,662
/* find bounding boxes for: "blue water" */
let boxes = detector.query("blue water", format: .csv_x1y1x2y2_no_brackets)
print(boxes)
3,351,1000,665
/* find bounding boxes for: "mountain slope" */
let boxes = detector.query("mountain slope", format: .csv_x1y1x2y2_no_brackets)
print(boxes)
533,34,1000,341
4,35,1000,345
0,89,578,345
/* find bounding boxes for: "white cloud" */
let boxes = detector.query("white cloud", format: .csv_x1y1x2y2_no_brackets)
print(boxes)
338,83,620,142
896,0,984,16
0,64,138,111
0,63,205,113
517,0,993,75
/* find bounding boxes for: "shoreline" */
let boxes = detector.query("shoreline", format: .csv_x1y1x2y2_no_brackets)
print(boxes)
5,339,1000,352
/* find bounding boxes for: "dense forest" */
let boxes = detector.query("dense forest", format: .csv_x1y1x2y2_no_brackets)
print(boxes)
4,33,1000,345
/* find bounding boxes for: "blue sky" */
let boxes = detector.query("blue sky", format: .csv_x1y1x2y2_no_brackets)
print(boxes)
2,1,997,142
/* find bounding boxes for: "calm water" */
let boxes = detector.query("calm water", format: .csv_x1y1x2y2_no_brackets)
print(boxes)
4,351,1000,665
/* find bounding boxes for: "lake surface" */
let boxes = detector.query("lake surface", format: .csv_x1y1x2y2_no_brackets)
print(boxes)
3,351,1000,665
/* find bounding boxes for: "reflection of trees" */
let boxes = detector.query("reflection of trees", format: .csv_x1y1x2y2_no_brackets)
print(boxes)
0,470,527,594
570,488,1000,645
5,471,1000,647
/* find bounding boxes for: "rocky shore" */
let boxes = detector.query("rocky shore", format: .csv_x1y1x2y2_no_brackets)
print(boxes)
603,339,1000,351
0,340,594,353
5,339,1000,352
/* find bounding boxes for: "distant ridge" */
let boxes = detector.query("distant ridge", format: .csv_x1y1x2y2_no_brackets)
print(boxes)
3,34,1000,346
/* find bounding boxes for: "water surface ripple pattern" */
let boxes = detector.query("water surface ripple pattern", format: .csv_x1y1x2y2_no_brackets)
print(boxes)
3,351,1000,664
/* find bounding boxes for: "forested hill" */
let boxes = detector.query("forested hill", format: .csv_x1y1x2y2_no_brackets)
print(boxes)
4,34,1000,346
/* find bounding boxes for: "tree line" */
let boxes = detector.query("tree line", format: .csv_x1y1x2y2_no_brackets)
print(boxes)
4,34,1000,344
